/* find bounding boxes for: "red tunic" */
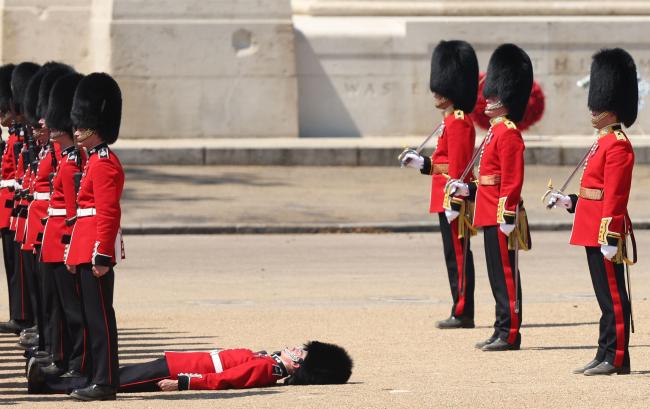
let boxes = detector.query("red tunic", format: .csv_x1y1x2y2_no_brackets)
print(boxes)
0,131,19,228
570,129,634,247
9,147,26,232
25,144,61,249
473,118,525,227
165,349,286,390
427,110,476,213
15,165,33,246
41,147,86,263
65,144,124,266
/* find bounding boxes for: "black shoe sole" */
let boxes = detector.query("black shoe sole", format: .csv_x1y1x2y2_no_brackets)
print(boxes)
70,392,116,401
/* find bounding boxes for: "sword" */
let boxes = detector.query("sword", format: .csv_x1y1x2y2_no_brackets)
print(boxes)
627,261,635,333
513,203,521,314
444,132,489,196
460,227,469,297
541,140,596,208
398,121,445,167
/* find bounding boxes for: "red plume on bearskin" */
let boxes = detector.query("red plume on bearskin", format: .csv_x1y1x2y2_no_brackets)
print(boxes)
471,72,545,131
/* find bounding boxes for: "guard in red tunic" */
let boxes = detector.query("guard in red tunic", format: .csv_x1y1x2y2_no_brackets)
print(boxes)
400,40,479,329
39,72,87,378
448,44,533,351
0,62,41,335
547,48,636,376
27,341,353,398
64,73,125,401
0,63,29,332
22,63,72,354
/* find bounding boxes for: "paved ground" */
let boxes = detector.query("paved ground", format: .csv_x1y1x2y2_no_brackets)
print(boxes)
122,165,650,231
1,232,649,408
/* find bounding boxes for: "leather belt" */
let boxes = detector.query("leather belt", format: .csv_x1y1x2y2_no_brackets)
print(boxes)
77,208,96,217
48,208,66,217
432,163,449,175
33,192,51,201
580,187,604,201
479,174,501,186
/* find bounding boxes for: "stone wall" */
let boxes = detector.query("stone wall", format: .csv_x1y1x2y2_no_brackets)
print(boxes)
294,2,650,137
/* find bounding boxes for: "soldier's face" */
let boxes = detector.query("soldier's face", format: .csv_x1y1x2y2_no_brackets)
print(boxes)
484,97,507,118
35,119,50,144
75,128,100,149
590,111,617,129
432,92,451,110
281,346,308,367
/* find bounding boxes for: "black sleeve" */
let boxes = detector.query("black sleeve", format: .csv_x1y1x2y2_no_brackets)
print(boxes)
567,194,578,214
420,156,432,175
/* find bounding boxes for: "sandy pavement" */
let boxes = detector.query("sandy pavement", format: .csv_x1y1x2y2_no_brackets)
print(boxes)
1,232,649,408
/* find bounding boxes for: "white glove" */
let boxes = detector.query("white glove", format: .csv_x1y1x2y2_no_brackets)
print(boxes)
445,209,460,223
500,223,515,236
448,181,469,197
547,192,572,209
401,152,424,169
601,245,618,261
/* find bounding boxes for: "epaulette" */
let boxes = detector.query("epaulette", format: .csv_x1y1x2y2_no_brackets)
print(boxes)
614,130,628,141
98,147,110,159
504,120,517,129
453,110,464,120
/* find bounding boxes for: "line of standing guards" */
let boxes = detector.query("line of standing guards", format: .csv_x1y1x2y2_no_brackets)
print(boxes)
400,42,637,376
0,61,125,400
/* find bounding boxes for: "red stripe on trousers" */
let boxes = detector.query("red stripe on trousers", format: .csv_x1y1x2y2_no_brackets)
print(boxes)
97,279,113,384
497,231,519,344
603,257,625,367
450,219,466,316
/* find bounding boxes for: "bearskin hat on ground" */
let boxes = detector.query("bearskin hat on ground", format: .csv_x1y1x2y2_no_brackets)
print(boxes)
429,40,479,113
46,73,85,135
10,62,41,115
588,48,638,128
284,341,353,385
71,73,122,144
482,44,534,122
0,64,16,113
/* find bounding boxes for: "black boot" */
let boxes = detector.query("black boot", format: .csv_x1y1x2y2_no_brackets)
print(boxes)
0,319,33,335
435,316,475,329
70,384,117,401
27,358,46,394
40,362,66,377
572,359,600,374
481,335,521,352
583,361,630,376
474,335,497,349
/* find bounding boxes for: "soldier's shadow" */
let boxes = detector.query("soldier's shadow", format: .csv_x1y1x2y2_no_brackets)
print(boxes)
122,389,282,400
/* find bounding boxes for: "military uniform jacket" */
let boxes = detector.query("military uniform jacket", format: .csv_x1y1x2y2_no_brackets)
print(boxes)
421,110,476,213
66,143,124,266
473,118,525,227
166,349,287,390
570,127,634,247
25,144,61,249
0,131,19,228
41,146,86,263
15,164,33,246
10,144,26,232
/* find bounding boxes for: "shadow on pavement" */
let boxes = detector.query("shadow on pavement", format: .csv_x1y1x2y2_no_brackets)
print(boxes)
121,389,281,400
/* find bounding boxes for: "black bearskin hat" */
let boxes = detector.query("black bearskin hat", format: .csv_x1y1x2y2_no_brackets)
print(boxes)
24,62,71,126
46,73,85,135
588,48,638,128
0,64,16,113
37,64,74,121
429,40,479,113
10,62,41,115
483,44,533,122
284,341,353,385
71,73,122,144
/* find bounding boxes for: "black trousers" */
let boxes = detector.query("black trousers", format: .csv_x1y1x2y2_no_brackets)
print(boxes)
22,249,41,340
438,213,475,319
1,228,16,318
41,262,86,371
7,235,32,322
38,357,170,394
78,264,119,387
483,226,522,344
585,247,631,368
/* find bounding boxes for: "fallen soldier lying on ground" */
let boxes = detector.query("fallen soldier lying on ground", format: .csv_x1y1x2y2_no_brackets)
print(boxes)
27,340,353,400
